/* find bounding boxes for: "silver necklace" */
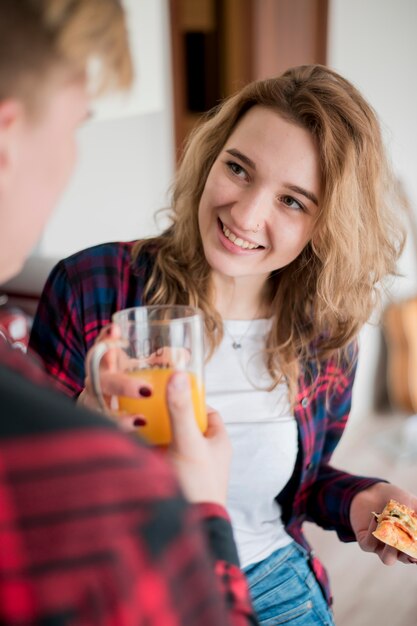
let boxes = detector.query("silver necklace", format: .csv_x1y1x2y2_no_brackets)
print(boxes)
223,318,260,349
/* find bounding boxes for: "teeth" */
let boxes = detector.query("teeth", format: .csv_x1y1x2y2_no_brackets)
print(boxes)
222,224,260,249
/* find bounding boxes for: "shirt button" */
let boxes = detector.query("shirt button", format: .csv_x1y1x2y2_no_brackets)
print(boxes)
301,397,309,408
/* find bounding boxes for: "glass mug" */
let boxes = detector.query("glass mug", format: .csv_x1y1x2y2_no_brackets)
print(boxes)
88,305,207,445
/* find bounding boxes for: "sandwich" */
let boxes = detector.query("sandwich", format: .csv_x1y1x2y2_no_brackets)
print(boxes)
372,499,417,558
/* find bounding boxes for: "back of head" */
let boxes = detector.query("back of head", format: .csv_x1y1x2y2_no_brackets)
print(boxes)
0,0,133,109
0,0,133,285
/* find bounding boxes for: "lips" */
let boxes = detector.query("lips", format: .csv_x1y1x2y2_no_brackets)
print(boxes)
218,219,264,250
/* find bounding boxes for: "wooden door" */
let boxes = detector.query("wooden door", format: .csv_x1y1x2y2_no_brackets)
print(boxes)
169,0,328,158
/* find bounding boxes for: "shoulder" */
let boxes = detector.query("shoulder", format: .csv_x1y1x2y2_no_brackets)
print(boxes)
37,240,158,324
58,241,136,277
58,240,156,282
43,240,144,298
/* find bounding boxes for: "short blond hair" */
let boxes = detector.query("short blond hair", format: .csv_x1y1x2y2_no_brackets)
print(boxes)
0,0,133,105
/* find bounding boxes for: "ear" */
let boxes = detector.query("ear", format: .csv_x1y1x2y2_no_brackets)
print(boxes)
0,99,24,188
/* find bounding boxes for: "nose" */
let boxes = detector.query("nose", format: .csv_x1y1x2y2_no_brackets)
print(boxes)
229,187,269,233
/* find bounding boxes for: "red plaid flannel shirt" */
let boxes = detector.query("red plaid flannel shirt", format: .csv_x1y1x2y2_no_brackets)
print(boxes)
0,341,258,624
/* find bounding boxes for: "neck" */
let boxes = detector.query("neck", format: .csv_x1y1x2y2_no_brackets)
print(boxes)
211,271,270,320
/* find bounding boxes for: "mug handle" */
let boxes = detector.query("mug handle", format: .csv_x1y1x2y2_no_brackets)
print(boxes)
87,339,127,413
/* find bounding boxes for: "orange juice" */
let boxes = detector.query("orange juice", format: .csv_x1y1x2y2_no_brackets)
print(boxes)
118,368,206,445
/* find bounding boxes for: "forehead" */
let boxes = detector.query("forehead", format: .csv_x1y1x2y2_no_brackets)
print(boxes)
226,105,315,153
223,106,321,191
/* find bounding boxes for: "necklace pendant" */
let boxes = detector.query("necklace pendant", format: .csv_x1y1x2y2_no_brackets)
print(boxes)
232,341,242,349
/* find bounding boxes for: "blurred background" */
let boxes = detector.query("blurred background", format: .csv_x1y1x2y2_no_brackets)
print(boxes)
2,1,417,622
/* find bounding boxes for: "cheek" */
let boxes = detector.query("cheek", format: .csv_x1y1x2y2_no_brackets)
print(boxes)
271,220,313,257
38,134,78,216
198,184,215,225
56,133,78,184
201,177,234,217
197,193,206,229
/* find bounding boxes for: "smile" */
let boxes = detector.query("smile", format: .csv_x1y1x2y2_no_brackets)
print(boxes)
220,221,262,249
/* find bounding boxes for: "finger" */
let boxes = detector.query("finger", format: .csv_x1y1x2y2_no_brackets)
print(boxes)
204,409,227,440
358,521,380,553
85,325,122,374
104,324,123,371
96,325,121,368
364,536,381,553
379,544,399,566
93,370,152,398
397,553,417,565
166,371,200,452
146,347,191,368
96,323,120,342
77,387,102,411
115,413,148,433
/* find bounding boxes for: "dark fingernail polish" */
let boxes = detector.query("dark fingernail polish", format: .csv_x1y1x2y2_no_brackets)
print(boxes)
139,387,152,397
133,417,147,427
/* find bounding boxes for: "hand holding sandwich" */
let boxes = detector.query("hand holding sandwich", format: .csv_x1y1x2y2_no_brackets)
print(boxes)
350,482,417,565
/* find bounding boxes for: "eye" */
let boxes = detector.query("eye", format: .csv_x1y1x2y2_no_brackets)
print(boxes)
226,160,248,180
278,194,305,212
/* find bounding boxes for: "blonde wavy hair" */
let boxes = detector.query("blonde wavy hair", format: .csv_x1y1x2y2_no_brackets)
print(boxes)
0,0,133,110
133,65,404,402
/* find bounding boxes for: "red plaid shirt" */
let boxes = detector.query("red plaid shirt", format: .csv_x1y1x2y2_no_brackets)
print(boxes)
0,342,258,624
29,241,384,605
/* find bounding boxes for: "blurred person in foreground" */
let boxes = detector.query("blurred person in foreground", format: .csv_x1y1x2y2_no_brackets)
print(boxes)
0,1,258,624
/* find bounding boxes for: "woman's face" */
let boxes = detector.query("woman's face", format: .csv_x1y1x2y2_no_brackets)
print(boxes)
198,105,321,286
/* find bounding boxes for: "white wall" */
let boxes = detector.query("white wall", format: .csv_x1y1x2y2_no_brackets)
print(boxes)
39,0,174,259
327,0,417,420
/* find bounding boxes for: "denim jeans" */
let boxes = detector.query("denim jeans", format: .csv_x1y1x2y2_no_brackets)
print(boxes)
244,542,335,625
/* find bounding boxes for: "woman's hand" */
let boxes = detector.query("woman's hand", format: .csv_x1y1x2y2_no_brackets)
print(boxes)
166,371,231,507
350,481,417,565
79,324,152,431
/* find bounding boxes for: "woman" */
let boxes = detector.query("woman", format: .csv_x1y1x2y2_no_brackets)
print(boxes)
29,65,416,625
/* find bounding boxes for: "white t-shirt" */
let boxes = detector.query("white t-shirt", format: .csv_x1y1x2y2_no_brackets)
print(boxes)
205,319,298,568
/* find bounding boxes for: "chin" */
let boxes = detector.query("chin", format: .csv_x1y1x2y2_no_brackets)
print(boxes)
206,258,242,280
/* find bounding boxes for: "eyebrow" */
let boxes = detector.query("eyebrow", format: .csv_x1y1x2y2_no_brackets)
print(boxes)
225,148,256,171
225,148,319,207
285,184,319,207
